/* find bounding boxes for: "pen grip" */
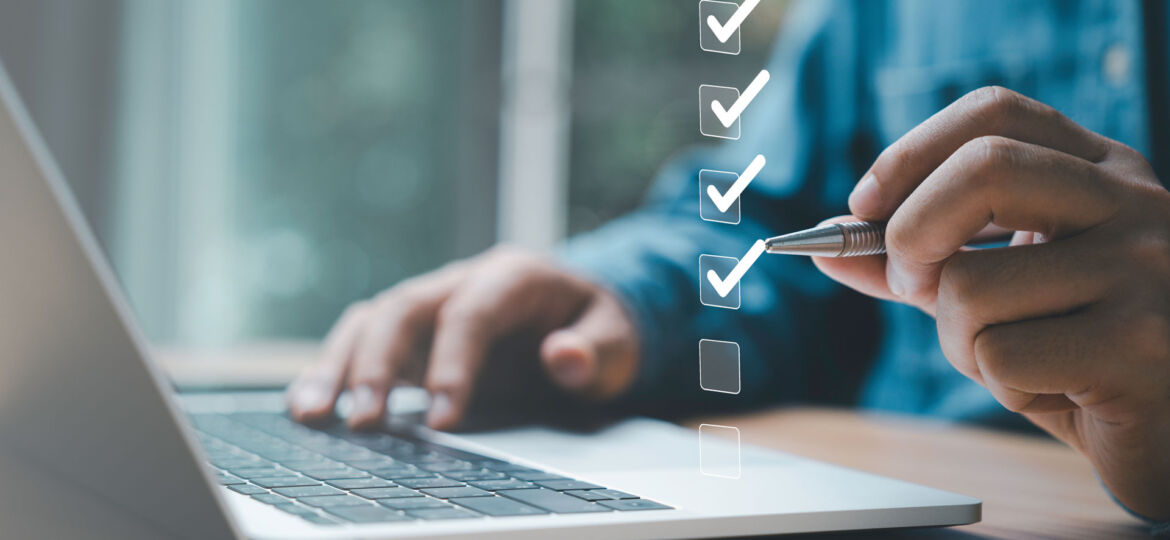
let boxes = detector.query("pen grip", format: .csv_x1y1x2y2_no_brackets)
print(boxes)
838,221,886,257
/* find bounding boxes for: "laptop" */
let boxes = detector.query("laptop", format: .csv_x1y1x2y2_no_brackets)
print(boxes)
0,61,980,539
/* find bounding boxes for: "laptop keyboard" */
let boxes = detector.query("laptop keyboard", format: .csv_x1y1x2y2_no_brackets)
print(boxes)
190,412,672,525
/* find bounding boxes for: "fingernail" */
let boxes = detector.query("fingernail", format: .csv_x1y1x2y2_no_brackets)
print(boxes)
351,385,377,416
426,392,453,427
294,384,330,411
848,173,882,217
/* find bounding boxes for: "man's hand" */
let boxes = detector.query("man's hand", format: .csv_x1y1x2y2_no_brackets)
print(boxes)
814,87,1170,520
286,246,639,431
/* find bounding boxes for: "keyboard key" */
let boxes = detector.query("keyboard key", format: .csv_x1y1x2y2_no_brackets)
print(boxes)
420,486,492,499
593,489,638,500
371,467,432,480
509,471,567,482
252,476,320,488
271,503,317,516
499,489,611,514
273,485,345,498
253,493,293,505
535,479,603,491
478,461,534,472
325,505,412,523
443,469,507,481
345,459,399,471
395,477,463,489
327,477,395,489
227,483,267,495
298,494,371,508
301,514,341,525
350,487,423,500
450,496,548,516
468,479,535,491
217,473,246,486
405,507,480,520
212,457,266,469
280,459,345,470
229,466,284,479
565,489,612,501
598,499,672,511
418,460,474,473
302,468,368,481
379,497,452,510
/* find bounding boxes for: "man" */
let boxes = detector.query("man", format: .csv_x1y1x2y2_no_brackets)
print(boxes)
287,0,1170,529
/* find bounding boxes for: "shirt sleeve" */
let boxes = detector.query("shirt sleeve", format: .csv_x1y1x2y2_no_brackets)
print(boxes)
557,0,880,418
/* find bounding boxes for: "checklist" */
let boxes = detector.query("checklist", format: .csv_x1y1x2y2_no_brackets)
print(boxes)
694,1,765,478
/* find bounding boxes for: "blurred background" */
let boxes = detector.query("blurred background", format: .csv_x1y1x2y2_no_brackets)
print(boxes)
0,0,786,349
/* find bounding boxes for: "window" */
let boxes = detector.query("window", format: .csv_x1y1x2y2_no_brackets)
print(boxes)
0,0,785,347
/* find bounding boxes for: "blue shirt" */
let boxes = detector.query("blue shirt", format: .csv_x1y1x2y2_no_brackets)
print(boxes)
559,0,1168,530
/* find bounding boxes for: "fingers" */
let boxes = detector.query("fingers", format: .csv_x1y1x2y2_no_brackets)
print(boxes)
934,236,1115,383
540,288,639,399
810,216,900,302
423,251,590,430
287,303,372,422
884,137,1119,307
850,86,1110,220
344,264,467,428
971,308,1120,414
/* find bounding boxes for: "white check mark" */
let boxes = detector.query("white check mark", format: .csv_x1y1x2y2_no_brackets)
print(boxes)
710,69,770,128
706,239,766,298
706,154,765,213
706,0,760,43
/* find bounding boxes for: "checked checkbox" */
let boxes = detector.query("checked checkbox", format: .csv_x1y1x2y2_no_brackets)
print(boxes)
700,154,765,224
699,0,745,55
699,70,770,140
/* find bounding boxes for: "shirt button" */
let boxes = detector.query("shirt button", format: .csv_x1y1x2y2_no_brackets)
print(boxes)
1103,43,1132,87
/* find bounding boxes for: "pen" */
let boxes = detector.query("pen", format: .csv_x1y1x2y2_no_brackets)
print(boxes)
764,221,886,257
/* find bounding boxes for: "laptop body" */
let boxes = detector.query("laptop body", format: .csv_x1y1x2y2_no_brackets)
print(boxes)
0,61,980,539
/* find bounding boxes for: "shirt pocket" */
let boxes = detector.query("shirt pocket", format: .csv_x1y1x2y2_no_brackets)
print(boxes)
872,57,1040,147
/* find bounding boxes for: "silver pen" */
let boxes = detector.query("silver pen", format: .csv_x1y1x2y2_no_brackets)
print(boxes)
764,221,886,257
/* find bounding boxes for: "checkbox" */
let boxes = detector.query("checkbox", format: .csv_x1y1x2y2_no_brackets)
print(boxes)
699,254,741,309
699,169,741,224
699,85,741,140
699,339,741,394
699,0,742,55
699,424,741,479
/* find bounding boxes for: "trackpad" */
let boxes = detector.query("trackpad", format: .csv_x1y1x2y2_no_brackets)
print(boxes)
450,417,790,474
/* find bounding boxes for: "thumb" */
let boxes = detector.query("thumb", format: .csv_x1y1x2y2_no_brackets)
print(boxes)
539,290,638,399
810,216,902,304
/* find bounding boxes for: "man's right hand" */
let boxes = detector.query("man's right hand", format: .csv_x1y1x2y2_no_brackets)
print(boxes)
286,246,640,431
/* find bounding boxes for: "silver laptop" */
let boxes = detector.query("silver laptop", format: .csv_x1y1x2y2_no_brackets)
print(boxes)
0,61,979,539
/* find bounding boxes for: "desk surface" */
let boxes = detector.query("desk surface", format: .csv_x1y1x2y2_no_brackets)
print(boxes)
160,344,1148,539
691,408,1148,540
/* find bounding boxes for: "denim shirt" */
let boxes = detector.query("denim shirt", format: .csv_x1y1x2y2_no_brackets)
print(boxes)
559,0,1167,529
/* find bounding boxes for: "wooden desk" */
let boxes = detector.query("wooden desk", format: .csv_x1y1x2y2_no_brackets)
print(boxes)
690,408,1149,540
